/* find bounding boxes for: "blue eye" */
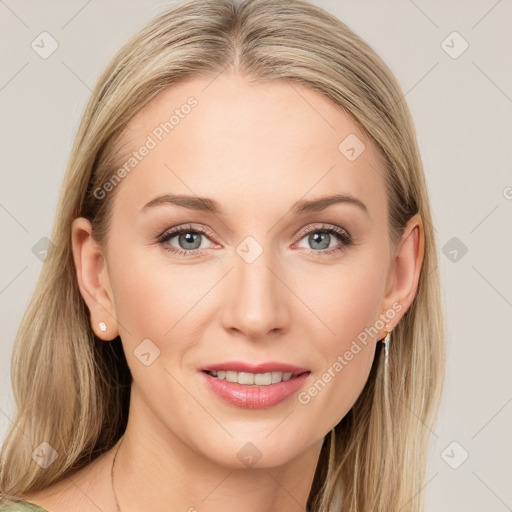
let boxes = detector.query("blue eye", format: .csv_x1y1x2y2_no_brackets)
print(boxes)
296,224,353,256
157,224,213,258
157,223,353,258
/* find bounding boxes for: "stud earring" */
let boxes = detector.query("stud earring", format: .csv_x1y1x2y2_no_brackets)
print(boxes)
99,321,107,332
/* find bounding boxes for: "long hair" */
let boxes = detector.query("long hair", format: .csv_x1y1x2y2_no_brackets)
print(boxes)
0,1,445,510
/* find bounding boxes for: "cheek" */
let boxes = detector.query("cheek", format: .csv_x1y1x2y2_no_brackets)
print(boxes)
105,249,207,407
110,266,167,338
294,257,385,423
107,245,212,348
300,256,386,346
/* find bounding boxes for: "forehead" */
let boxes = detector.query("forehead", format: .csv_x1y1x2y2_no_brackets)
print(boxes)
108,73,387,221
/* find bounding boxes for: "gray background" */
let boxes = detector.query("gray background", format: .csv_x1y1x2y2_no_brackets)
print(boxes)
1,1,511,510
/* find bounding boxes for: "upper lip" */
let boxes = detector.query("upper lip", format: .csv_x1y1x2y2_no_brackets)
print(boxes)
201,361,310,375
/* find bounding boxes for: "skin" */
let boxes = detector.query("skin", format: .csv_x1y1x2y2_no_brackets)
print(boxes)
25,73,424,512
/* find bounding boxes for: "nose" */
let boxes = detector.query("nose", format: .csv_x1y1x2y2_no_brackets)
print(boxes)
221,245,291,340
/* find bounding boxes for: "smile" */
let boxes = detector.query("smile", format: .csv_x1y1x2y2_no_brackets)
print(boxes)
200,370,311,409
203,370,304,385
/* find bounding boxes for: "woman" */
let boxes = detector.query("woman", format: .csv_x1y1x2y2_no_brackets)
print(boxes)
0,0,445,510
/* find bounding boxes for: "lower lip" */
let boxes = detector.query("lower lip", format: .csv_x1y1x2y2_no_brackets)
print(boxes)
200,371,311,409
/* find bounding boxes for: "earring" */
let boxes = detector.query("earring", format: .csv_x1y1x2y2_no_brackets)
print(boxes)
99,321,107,332
383,330,391,360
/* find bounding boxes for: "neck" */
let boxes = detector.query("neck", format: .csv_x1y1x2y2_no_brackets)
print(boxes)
113,387,323,512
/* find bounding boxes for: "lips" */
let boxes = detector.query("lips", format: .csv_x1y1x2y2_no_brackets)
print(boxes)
199,361,311,409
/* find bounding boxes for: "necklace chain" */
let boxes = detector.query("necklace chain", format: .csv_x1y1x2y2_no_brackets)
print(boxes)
111,435,125,512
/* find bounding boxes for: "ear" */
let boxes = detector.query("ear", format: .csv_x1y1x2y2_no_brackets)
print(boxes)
71,217,119,341
379,213,425,334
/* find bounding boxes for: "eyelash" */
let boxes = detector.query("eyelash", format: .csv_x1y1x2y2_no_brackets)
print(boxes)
157,223,353,258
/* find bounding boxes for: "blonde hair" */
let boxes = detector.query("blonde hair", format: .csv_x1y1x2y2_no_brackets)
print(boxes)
0,0,445,510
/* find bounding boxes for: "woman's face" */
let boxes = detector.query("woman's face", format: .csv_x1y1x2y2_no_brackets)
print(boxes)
75,73,419,469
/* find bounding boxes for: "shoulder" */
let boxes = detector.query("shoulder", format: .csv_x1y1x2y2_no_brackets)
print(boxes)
0,501,50,512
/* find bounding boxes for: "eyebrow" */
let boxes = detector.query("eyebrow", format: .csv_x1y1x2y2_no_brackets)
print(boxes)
141,193,368,215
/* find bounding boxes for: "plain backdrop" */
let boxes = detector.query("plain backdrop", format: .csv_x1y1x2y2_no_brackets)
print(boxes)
1,1,511,510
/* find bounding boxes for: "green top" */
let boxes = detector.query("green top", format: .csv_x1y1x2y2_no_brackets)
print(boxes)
0,501,50,511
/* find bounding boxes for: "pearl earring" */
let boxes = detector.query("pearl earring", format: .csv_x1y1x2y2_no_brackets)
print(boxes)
99,321,107,332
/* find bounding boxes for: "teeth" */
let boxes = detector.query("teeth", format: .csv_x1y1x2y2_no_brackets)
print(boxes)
207,370,295,385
